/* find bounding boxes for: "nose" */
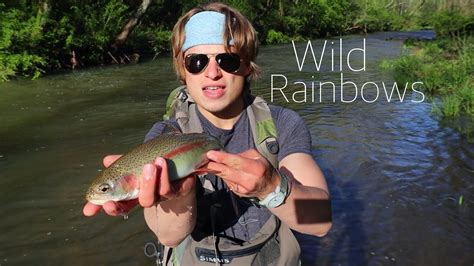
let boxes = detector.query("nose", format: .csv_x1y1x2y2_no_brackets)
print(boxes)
204,57,222,80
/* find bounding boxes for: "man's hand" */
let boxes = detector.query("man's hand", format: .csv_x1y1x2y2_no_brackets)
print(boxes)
83,154,195,217
206,149,278,199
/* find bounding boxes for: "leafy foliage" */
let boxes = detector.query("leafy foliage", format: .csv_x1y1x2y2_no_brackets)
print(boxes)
0,4,46,80
66,1,129,64
384,36,473,117
428,10,474,38
266,29,292,44
0,0,472,81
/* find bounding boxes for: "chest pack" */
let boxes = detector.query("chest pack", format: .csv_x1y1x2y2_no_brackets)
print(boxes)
164,86,279,168
153,86,300,265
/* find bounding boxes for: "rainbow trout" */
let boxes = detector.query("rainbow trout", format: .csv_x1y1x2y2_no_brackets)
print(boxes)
86,133,221,205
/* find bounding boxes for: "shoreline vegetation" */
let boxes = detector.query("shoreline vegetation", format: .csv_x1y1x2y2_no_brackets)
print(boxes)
1,1,471,79
381,9,473,121
0,1,472,121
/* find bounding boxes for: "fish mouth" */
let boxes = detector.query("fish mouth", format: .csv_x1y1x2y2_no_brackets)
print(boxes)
86,189,139,206
87,198,109,206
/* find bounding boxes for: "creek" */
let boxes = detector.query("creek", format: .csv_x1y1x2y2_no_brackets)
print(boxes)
0,30,472,265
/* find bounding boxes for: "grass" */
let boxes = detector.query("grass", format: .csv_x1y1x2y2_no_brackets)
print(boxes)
383,36,473,118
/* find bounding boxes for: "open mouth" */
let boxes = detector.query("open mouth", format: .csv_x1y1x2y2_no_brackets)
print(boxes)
203,86,225,98
203,86,224,90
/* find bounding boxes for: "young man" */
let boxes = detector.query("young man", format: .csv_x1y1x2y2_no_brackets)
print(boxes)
84,2,331,265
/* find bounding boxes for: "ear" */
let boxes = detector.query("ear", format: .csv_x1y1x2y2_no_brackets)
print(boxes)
238,62,251,76
242,66,252,76
235,59,252,77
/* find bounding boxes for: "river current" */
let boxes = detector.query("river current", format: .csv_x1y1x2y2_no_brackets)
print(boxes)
0,31,472,265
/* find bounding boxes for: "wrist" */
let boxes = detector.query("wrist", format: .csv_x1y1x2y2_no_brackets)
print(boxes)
257,168,280,200
257,169,290,208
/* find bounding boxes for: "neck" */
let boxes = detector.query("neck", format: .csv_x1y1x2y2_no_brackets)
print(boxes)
197,97,245,130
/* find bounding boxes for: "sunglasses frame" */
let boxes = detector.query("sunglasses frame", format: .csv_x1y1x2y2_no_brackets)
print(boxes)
184,53,242,74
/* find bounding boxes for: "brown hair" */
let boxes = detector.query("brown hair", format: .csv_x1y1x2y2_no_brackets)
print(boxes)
171,2,260,83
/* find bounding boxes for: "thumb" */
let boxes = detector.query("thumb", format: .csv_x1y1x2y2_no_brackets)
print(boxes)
155,157,173,197
103,154,122,167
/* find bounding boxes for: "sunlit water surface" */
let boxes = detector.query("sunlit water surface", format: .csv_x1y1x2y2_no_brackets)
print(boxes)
0,31,472,265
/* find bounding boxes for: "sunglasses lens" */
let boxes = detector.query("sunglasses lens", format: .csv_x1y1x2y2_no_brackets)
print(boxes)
216,53,241,73
185,54,209,74
185,53,241,74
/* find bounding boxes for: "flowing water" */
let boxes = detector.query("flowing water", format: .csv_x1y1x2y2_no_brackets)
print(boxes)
0,31,472,265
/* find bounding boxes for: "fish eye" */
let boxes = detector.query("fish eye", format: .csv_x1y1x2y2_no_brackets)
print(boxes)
98,183,111,193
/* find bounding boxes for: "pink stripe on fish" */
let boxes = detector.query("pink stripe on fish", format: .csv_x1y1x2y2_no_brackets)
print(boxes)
162,141,207,159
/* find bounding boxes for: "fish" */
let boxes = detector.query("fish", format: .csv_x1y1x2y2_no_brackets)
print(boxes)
85,132,222,205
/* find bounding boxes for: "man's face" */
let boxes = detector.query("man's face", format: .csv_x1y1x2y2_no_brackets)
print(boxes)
183,44,249,119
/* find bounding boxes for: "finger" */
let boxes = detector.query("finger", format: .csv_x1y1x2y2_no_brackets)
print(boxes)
208,150,264,171
103,154,122,167
139,163,157,207
207,158,264,186
207,150,244,168
102,201,121,216
223,179,237,191
116,199,138,213
155,157,174,198
206,162,251,193
172,175,196,197
208,149,262,162
206,161,239,183
101,200,138,216
223,180,247,197
238,149,270,167
237,149,262,159
83,202,102,216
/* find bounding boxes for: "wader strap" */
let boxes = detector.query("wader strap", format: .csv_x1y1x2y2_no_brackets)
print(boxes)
246,97,279,168
186,104,204,133
171,236,191,265
172,88,203,134
164,86,186,121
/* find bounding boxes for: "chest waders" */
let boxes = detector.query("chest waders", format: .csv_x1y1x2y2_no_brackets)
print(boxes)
153,86,300,265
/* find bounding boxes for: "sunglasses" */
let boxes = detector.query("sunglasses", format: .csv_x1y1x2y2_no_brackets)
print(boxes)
184,53,241,74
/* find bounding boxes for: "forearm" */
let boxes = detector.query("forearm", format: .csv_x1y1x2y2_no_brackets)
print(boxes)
144,189,197,247
269,179,332,237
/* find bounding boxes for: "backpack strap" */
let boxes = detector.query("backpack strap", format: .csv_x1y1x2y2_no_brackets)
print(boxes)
163,86,184,121
164,86,203,133
246,96,279,169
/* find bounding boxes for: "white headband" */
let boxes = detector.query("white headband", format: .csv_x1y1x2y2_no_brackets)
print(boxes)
182,11,234,51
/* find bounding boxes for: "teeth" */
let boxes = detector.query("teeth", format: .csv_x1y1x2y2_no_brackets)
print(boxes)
205,86,222,90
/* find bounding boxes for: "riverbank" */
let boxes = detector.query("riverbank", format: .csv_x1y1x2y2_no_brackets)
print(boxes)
383,36,473,117
380,10,473,137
